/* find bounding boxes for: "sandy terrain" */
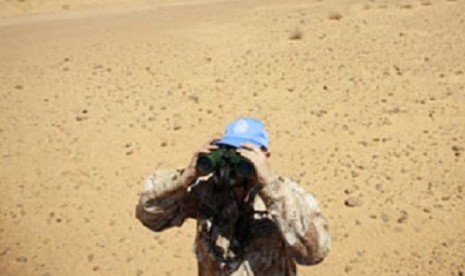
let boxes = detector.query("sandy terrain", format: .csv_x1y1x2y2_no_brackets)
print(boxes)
1,0,464,275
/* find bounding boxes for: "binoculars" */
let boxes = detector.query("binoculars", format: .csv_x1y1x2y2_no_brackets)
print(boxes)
196,148,255,178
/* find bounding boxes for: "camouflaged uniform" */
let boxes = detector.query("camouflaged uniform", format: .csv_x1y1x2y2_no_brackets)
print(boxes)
136,169,331,276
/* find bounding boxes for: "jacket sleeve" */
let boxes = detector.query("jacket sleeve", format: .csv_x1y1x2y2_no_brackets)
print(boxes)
258,177,331,265
135,169,197,232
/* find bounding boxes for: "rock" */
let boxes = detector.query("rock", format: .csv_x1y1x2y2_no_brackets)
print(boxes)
397,210,409,223
16,256,28,263
344,196,363,207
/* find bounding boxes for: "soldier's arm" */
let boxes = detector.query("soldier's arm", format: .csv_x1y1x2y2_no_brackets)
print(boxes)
136,138,219,232
135,169,196,232
258,177,331,265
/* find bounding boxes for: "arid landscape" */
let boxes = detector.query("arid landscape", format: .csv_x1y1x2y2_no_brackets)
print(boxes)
1,0,464,275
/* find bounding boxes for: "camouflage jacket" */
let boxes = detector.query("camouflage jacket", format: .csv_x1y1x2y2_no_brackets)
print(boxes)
136,170,331,276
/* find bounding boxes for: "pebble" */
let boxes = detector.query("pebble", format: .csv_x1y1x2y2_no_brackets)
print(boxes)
344,196,363,207
16,256,28,263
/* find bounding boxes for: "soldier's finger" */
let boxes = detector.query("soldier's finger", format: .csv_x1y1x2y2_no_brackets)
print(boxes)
203,137,219,148
199,137,220,151
239,142,252,149
199,144,218,153
209,137,221,144
240,143,261,152
237,149,260,163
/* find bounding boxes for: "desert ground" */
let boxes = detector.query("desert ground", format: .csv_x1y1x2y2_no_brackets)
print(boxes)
1,0,464,275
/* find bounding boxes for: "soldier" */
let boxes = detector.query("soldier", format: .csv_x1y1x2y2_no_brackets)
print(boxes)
136,117,331,275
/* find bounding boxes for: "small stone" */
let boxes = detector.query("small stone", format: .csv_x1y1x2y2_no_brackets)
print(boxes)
381,213,390,223
397,210,408,223
328,12,343,20
16,256,28,263
351,171,360,178
289,29,303,40
344,197,363,207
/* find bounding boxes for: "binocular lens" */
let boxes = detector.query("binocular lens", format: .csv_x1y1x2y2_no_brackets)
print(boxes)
195,149,255,178
196,155,214,174
236,160,254,178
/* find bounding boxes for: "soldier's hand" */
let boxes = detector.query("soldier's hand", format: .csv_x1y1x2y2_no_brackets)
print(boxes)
237,143,276,186
180,137,220,186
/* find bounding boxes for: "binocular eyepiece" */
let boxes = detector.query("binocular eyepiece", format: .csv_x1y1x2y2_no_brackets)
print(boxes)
196,148,255,178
